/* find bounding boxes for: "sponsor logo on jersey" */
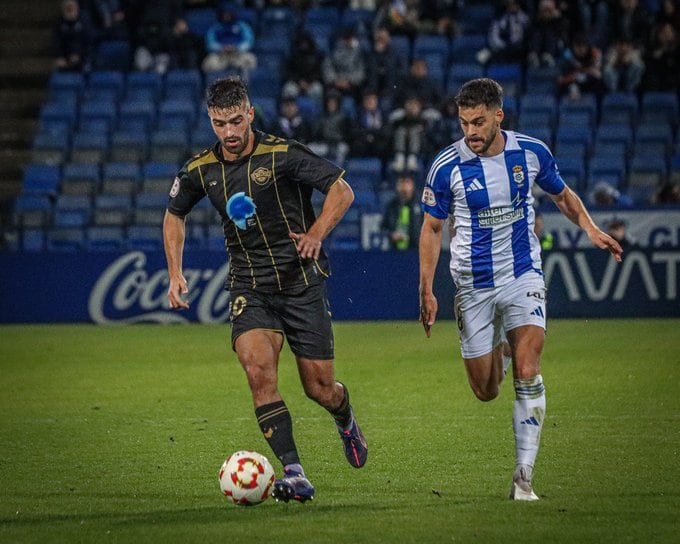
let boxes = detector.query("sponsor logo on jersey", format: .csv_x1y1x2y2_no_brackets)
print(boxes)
422,186,436,206
251,167,273,186
170,176,180,197
478,206,525,227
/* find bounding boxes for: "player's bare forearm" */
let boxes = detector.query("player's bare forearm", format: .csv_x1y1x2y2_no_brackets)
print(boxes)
163,210,190,309
291,178,354,259
419,214,444,337
551,187,623,262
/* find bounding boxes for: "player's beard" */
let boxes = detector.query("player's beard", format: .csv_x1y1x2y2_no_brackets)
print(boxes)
222,130,250,158
465,122,499,156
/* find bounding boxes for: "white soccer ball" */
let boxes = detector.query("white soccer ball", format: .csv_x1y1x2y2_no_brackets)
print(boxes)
219,450,276,506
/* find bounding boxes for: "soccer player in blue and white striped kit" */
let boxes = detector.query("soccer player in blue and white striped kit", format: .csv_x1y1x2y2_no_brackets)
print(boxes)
419,78,623,500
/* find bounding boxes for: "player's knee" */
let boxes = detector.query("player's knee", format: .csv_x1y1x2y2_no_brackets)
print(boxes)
470,383,500,402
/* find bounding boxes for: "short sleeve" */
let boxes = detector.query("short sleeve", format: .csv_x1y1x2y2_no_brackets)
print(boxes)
167,163,205,216
421,163,453,220
286,141,344,194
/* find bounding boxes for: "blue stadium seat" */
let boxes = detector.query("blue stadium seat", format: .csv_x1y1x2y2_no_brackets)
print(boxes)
555,125,593,148
21,228,46,252
46,227,86,252
525,66,558,95
92,40,131,71
601,92,638,126
87,70,125,99
101,162,142,195
48,71,85,96
126,71,163,101
641,91,678,125
184,7,218,36
13,194,53,229
127,225,163,249
93,194,132,227
149,130,189,162
519,93,557,128
109,130,149,163
184,223,206,251
134,191,170,224
248,68,282,99
70,132,110,164
61,162,100,196
588,156,626,189
165,69,203,100
459,3,495,35
447,63,484,92
53,208,90,228
450,34,486,64
556,155,586,189
31,132,70,166
119,98,157,132
390,35,412,62
86,226,126,251
595,123,633,150
39,101,78,131
21,164,61,197
158,99,197,130
190,126,215,152
302,21,335,54
78,100,118,129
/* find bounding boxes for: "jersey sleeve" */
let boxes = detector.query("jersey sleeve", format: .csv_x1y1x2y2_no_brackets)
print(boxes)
286,141,345,193
421,162,453,220
534,147,566,195
167,162,206,217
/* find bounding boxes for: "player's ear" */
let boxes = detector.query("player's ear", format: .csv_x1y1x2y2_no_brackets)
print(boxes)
248,106,255,122
496,108,504,124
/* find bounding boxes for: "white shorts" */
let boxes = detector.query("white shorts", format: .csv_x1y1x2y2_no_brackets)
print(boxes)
454,271,547,359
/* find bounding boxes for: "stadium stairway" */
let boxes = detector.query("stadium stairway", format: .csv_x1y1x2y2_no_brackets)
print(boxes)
0,0,54,232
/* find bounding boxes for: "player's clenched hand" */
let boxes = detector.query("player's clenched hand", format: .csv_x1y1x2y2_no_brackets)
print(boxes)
168,275,190,309
289,231,322,259
420,292,437,338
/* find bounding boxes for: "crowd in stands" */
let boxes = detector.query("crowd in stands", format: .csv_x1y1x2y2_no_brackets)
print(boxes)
5,0,680,252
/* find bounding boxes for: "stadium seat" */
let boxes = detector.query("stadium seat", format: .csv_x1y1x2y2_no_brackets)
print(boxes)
556,156,586,189
149,130,189,163
450,34,486,64
31,132,70,166
21,164,61,197
101,162,142,196
190,196,219,225
486,63,523,97
588,155,627,189
142,161,178,192
86,226,126,251
61,162,100,196
92,40,131,71
165,69,203,100
555,125,593,148
641,91,678,125
127,225,163,250
519,93,558,128
118,98,157,132
48,71,85,96
78,100,118,129
87,70,125,100
184,7,218,36
390,34,412,62
109,130,149,163
183,223,206,251
92,194,132,227
126,71,163,101
206,224,225,251
13,194,53,229
39,101,78,132
70,132,110,164
21,228,46,252
133,193,168,225
158,99,198,130
525,66,558,95
46,227,86,252
189,126,215,153
601,92,638,126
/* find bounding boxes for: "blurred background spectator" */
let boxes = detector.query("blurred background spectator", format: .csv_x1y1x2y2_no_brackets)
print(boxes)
534,211,554,252
322,25,366,102
351,89,390,160
282,30,325,103
309,89,352,165
527,0,569,69
388,94,440,173
365,27,406,105
53,0,90,72
557,32,605,100
201,5,257,76
269,97,313,144
642,21,680,91
476,0,530,65
606,217,638,250
381,172,423,250
603,37,645,93
590,181,635,208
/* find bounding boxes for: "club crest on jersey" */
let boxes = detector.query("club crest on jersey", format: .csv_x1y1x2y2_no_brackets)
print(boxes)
169,176,180,197
422,186,436,206
512,165,525,186
251,167,273,186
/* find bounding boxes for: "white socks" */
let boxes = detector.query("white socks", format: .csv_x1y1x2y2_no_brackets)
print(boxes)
512,374,546,468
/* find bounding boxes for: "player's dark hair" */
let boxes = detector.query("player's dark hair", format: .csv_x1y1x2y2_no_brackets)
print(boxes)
206,76,250,110
454,78,504,110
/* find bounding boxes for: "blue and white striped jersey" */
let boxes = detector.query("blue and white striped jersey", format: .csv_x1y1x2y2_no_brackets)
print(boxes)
421,130,566,289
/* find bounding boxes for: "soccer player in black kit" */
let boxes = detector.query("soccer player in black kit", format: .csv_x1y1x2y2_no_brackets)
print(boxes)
163,77,367,503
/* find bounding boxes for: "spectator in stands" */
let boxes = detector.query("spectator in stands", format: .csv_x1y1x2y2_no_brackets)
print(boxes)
476,0,530,65
365,27,406,104
574,0,610,47
534,211,554,252
609,0,653,47
309,89,352,165
603,37,646,92
394,58,444,114
373,0,421,39
654,182,680,204
606,217,637,250
418,0,462,37
201,5,257,76
655,0,680,28
557,33,605,100
589,181,634,208
381,172,423,250
351,88,390,159
282,30,325,103
388,94,441,173
322,25,367,102
527,0,569,69
428,94,463,157
82,0,129,42
132,0,198,73
269,97,313,144
642,21,680,91
53,0,90,72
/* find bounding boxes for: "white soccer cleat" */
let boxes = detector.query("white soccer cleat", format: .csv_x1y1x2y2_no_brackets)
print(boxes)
509,464,539,501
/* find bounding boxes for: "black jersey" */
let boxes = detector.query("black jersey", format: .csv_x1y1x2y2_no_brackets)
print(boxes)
167,130,345,293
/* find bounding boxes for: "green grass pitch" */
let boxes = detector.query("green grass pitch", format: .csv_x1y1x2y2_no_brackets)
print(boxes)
1,320,678,544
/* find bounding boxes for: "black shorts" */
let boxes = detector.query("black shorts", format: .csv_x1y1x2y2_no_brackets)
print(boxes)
228,282,334,360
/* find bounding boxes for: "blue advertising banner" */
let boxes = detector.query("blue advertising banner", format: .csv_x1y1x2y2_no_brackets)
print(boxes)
0,248,678,323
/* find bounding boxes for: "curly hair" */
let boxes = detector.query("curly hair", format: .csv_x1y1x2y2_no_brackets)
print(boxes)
454,78,504,110
206,76,250,110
